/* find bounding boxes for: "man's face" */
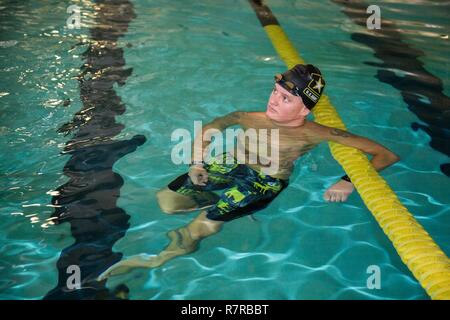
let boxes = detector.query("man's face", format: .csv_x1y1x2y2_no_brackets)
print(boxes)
266,83,309,122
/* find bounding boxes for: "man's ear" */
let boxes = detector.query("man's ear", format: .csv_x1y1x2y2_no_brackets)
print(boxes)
300,105,310,117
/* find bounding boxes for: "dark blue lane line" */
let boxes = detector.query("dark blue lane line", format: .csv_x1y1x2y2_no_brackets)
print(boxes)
45,0,146,299
332,0,450,177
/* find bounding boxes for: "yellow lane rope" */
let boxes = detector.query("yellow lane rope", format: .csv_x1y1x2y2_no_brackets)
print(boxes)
251,4,450,299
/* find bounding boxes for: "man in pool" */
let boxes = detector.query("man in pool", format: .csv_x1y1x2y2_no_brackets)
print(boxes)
97,64,400,280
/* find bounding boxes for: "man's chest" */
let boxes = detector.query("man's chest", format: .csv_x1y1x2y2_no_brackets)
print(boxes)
239,123,315,152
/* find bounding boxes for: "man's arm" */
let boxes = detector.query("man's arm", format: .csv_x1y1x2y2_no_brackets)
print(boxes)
313,124,400,202
322,127,400,172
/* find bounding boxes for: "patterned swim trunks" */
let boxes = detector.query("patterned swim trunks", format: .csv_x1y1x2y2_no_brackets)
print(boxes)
167,154,288,222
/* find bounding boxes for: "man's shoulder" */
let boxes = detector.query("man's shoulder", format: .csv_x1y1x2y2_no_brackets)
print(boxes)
304,121,356,141
231,111,264,116
304,120,327,132
228,111,265,122
303,121,333,140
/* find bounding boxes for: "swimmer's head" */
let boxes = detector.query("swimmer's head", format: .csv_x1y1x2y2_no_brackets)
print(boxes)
266,64,325,126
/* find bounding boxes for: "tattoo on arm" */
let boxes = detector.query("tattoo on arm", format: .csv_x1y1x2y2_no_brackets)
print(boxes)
229,111,247,123
229,111,240,120
330,128,352,138
222,111,243,125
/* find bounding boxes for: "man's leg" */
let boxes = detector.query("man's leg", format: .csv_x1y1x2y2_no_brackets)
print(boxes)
97,211,223,281
155,210,223,264
156,187,199,213
156,187,219,214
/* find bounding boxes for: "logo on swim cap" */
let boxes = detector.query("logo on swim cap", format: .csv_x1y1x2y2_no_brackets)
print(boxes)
277,64,325,110
303,88,318,103
303,72,324,104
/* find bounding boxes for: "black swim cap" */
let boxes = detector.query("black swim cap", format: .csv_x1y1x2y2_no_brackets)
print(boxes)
275,64,325,110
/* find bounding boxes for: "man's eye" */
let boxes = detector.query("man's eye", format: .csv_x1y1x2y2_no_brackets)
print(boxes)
283,97,289,103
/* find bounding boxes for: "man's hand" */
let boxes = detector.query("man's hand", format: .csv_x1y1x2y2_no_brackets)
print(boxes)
324,179,354,202
188,165,208,186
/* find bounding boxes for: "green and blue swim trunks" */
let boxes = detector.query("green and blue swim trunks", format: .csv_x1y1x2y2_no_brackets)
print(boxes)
168,154,288,222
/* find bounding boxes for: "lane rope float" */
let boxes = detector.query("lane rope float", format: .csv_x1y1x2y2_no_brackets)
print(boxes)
248,0,450,300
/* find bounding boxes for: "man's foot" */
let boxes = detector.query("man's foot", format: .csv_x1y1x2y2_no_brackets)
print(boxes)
96,228,199,282
97,254,161,281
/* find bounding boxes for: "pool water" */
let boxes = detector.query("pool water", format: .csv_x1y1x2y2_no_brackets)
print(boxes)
0,0,449,299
